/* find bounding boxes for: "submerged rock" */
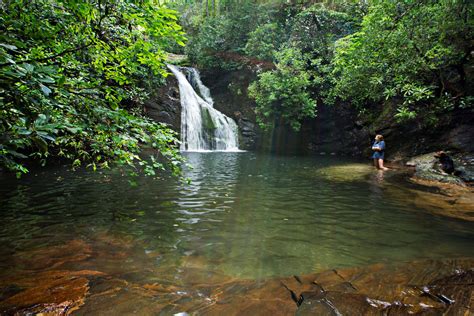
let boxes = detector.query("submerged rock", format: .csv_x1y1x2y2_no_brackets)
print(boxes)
0,270,104,315
190,259,474,315
405,178,474,221
315,163,374,182
1,231,473,315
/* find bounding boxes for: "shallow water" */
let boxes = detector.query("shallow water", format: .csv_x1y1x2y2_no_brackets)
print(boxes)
0,152,473,285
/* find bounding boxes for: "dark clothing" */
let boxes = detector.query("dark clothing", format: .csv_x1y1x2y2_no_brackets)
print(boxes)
372,141,385,159
439,155,455,174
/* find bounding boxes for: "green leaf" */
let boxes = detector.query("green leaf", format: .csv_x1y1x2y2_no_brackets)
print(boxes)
37,131,56,142
35,114,48,125
65,126,81,134
32,137,48,152
40,84,52,96
0,43,18,51
8,150,28,159
24,63,34,73
39,76,55,84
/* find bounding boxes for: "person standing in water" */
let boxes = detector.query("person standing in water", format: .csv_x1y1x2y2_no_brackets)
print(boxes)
372,134,388,170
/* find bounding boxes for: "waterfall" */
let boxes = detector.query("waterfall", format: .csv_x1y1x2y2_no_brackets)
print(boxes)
185,68,214,106
167,64,240,152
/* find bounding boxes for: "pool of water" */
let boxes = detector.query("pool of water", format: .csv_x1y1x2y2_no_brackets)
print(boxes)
1,152,473,285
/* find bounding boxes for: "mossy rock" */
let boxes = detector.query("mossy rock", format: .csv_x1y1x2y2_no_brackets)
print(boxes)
407,152,466,185
201,107,217,131
406,153,437,169
415,170,465,185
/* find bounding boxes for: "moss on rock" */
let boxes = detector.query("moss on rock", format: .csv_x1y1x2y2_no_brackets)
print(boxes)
201,107,217,131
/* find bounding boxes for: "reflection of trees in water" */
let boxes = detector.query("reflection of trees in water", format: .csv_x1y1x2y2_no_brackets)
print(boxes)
171,152,243,280
209,154,350,278
0,170,111,248
175,152,241,217
0,168,183,261
1,156,473,286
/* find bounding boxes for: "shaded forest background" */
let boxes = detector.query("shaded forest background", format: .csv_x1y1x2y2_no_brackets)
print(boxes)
174,0,472,129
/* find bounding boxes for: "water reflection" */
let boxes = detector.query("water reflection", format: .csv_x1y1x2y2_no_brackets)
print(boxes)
0,153,473,282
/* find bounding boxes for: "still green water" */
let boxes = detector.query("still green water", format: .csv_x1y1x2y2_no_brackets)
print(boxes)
0,152,473,281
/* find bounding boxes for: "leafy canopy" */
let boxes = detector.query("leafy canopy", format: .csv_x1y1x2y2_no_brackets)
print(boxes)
0,0,186,177
331,0,473,122
248,5,354,131
179,0,472,131
249,47,316,131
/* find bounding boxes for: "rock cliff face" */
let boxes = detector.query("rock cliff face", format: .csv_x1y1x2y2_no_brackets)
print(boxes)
303,104,370,156
144,75,181,133
196,68,372,155
359,104,474,162
200,68,260,150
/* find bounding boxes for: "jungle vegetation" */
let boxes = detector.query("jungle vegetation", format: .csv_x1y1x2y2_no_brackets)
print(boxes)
177,0,473,130
1,0,472,175
0,0,185,177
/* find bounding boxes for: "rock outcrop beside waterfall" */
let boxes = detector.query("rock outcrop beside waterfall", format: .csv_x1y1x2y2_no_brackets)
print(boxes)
144,75,181,132
200,68,260,150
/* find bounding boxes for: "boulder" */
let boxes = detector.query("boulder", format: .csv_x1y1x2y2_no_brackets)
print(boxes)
407,152,467,185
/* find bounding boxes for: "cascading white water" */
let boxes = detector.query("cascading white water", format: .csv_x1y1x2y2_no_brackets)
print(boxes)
186,68,214,106
167,64,240,151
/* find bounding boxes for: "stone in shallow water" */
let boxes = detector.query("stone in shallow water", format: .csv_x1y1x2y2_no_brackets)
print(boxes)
11,239,93,271
0,234,154,315
189,259,474,315
0,270,104,315
385,177,474,221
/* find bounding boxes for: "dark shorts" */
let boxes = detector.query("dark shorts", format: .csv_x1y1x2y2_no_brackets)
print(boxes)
372,152,384,159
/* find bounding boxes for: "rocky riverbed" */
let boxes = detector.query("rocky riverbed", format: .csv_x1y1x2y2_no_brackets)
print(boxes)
0,232,472,315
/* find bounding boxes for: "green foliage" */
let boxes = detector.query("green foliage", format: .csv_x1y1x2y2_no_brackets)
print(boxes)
331,0,473,120
394,106,417,123
244,23,285,61
185,1,277,68
186,15,234,68
185,2,357,130
0,0,186,177
247,5,354,130
288,5,354,54
179,0,472,132
248,48,316,131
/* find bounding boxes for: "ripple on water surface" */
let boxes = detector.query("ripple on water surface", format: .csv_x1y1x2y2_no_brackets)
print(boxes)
0,152,473,280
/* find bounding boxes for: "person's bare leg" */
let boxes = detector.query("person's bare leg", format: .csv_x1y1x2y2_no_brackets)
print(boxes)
373,158,379,169
378,159,388,170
